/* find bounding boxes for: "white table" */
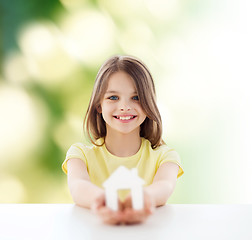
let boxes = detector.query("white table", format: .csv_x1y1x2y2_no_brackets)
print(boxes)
0,204,251,240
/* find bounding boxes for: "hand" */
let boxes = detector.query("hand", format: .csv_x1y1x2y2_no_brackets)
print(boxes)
121,190,155,224
91,192,124,225
91,190,155,225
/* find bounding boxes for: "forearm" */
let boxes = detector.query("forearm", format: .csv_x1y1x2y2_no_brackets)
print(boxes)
69,179,104,208
144,180,176,207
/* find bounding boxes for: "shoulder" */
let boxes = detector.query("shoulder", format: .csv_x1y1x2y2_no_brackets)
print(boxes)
66,142,93,156
154,143,174,153
154,142,184,178
67,138,105,155
139,138,184,178
62,140,97,174
154,143,181,162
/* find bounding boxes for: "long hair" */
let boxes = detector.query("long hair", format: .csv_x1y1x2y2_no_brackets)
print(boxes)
84,55,164,149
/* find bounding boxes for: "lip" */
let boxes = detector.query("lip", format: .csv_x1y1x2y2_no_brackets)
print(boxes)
113,115,137,123
114,115,136,117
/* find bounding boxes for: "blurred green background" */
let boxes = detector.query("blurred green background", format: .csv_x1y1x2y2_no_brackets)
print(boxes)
0,0,251,204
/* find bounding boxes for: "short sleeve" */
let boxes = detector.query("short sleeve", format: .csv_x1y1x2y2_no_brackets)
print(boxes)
61,143,88,174
158,148,184,178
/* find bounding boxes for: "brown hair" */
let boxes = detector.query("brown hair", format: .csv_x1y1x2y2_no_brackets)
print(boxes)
83,55,164,149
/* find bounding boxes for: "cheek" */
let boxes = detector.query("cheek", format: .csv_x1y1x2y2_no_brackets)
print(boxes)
140,115,147,123
135,104,145,115
101,103,113,114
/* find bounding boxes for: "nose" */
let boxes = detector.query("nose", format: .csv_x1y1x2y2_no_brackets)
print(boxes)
119,99,131,111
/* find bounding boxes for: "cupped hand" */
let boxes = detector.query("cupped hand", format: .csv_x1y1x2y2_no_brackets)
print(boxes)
91,190,155,225
121,190,155,224
91,192,124,225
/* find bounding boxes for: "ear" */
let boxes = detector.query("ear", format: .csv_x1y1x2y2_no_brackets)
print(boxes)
96,105,102,113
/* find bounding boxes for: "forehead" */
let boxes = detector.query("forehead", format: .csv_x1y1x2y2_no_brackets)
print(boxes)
105,71,137,93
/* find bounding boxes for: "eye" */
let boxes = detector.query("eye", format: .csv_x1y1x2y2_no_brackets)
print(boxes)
108,96,118,100
132,95,139,101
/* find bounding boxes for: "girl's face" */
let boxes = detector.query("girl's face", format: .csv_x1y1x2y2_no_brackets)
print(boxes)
99,71,146,136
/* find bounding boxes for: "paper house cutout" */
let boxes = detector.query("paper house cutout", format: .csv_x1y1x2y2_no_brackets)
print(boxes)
103,166,145,211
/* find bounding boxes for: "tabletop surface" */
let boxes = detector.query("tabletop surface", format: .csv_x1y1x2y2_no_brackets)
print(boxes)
0,204,251,240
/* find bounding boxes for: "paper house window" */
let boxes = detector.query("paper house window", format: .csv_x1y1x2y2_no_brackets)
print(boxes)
103,166,145,211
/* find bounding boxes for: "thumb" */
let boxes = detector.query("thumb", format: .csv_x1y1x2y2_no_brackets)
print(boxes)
123,194,132,209
91,193,105,212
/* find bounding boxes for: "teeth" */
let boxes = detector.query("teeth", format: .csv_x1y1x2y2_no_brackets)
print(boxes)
120,116,131,120
118,116,134,120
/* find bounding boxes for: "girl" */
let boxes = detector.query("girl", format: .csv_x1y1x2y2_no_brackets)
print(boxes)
62,55,184,225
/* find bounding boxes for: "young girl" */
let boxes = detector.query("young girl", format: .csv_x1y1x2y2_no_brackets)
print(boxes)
62,55,184,225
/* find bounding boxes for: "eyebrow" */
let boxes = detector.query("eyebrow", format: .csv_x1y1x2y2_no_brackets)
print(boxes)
105,90,137,94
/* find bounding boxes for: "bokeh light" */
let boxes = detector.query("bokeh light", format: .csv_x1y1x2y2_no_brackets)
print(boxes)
0,85,47,166
18,21,78,84
3,52,30,84
60,9,116,66
1,0,251,204
0,174,26,203
146,0,180,21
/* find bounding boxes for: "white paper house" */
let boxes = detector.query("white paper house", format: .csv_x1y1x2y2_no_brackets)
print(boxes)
103,166,145,211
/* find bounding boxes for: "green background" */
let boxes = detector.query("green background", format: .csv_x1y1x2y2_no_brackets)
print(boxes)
0,0,251,204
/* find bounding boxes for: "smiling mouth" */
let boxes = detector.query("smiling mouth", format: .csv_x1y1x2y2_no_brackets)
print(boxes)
113,115,137,120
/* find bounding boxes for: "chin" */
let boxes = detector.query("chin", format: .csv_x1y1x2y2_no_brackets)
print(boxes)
116,128,140,135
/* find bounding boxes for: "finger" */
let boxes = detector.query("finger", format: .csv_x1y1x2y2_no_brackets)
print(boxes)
98,208,123,225
123,209,147,225
118,200,124,211
144,200,155,214
123,198,132,209
91,197,105,213
143,192,155,214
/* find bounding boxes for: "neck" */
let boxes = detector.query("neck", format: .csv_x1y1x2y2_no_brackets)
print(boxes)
104,130,142,157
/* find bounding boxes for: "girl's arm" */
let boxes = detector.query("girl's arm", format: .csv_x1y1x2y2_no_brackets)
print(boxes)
67,158,124,224
121,162,179,224
67,158,104,208
145,162,179,207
